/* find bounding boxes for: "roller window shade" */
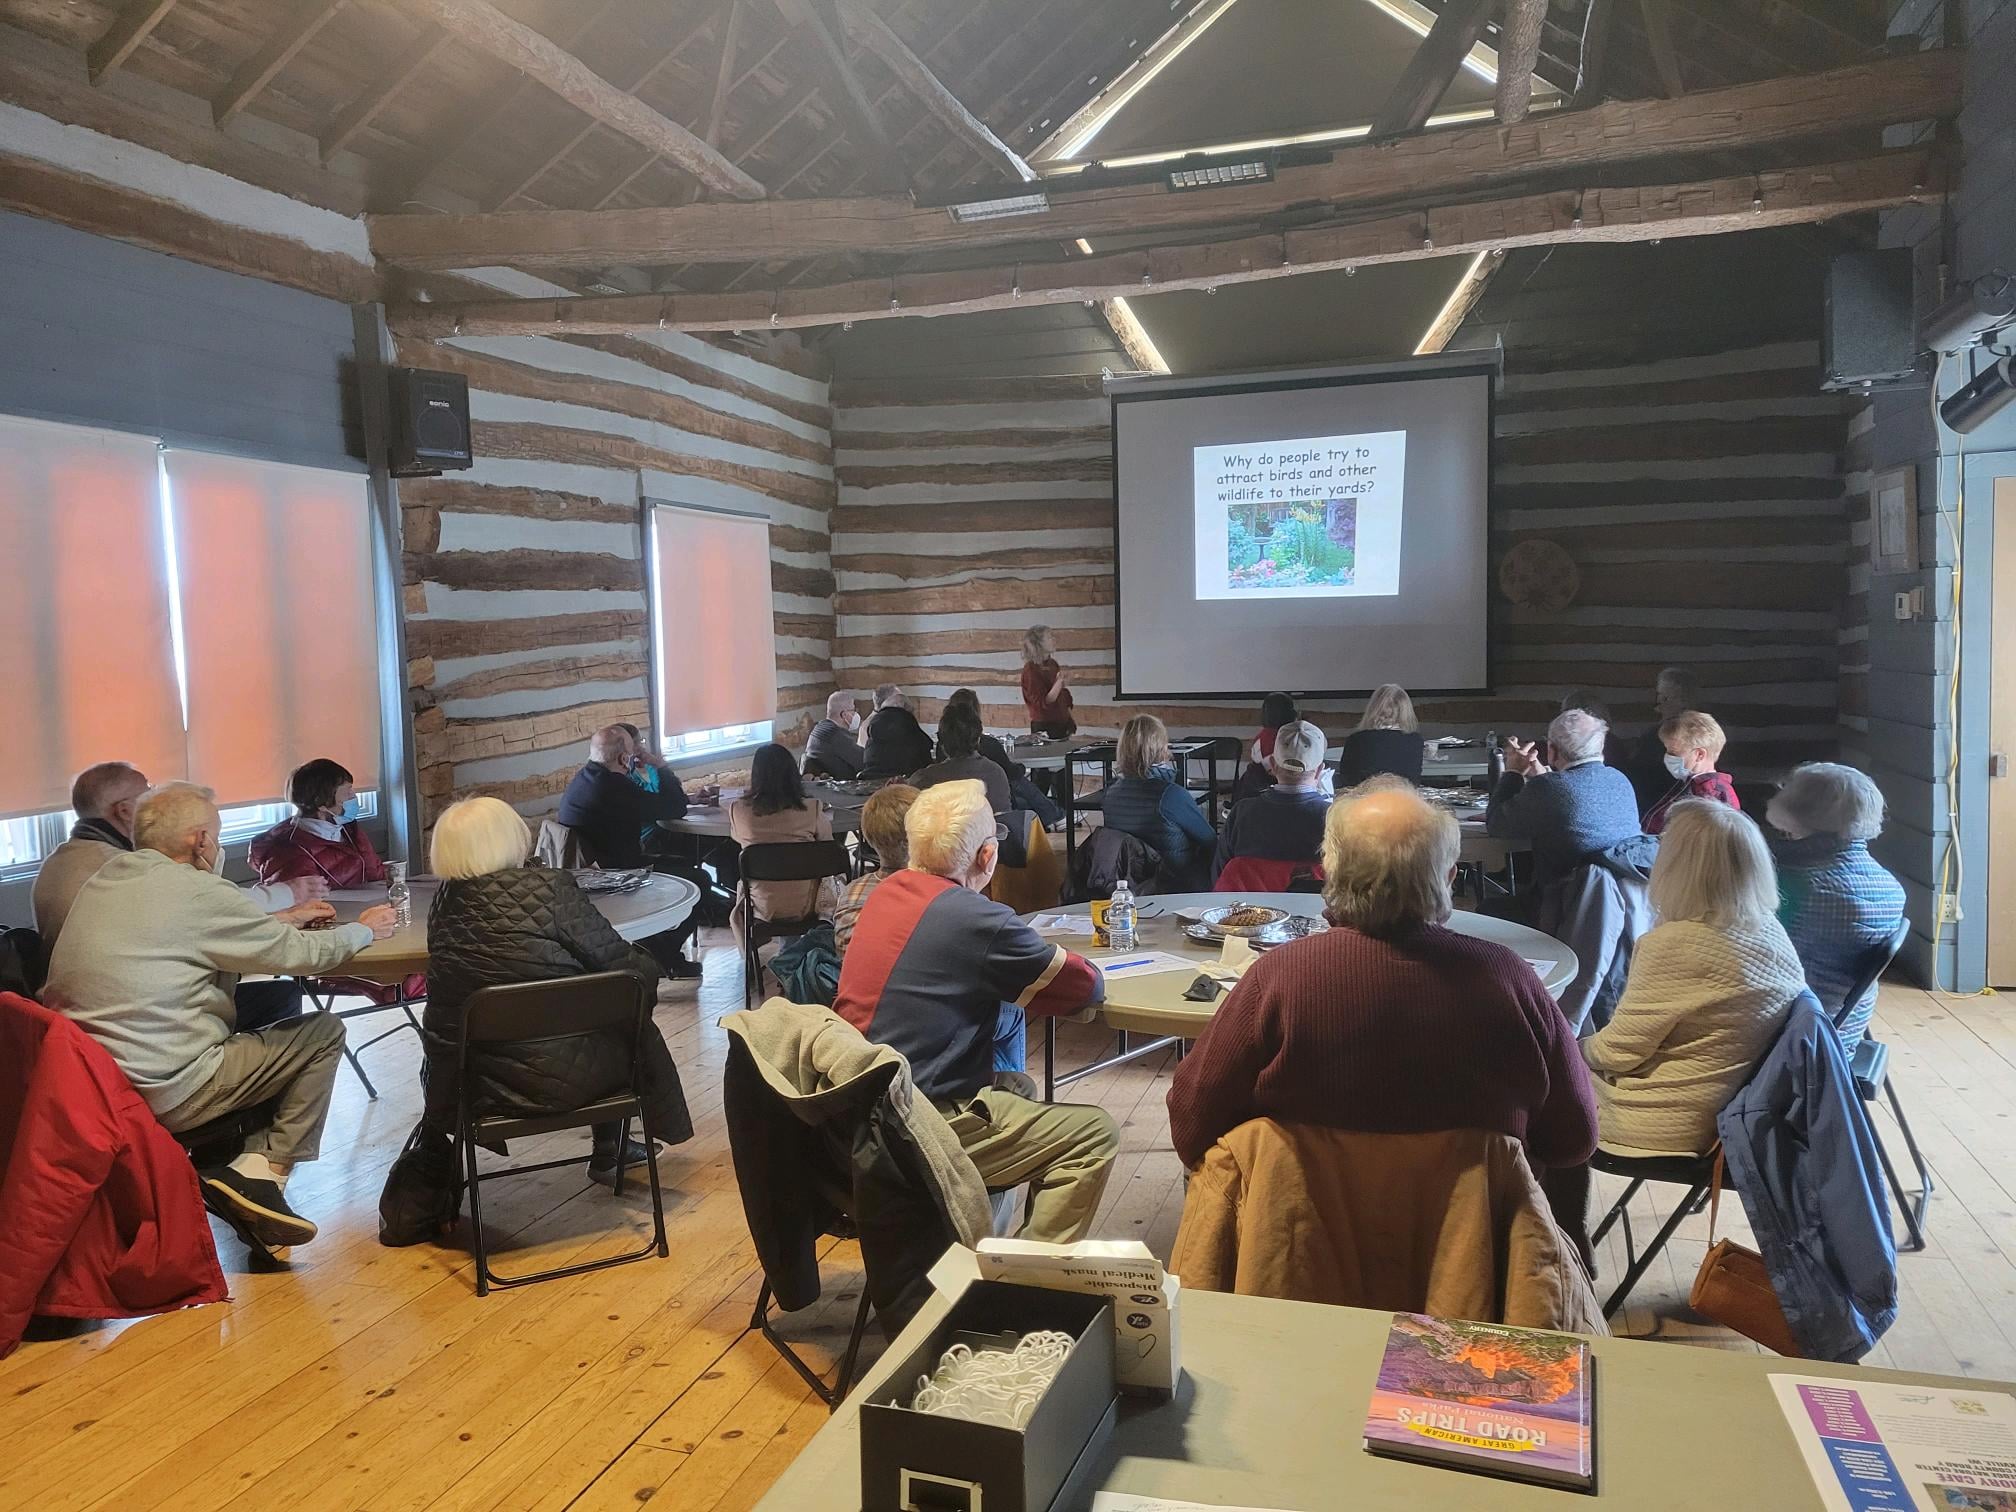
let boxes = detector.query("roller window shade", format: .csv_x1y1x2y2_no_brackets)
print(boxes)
0,417,186,817
163,450,382,807
651,505,777,735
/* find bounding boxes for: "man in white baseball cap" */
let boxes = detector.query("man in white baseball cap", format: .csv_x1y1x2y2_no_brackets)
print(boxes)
1213,719,1331,883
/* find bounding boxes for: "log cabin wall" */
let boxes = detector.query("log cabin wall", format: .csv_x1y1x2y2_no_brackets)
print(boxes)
829,233,1855,771
397,285,837,828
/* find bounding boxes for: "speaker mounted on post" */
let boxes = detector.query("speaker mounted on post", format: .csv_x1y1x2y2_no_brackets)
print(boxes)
1822,249,1922,393
387,366,473,477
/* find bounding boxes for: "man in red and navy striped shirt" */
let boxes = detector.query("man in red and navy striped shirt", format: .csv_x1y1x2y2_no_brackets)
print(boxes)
836,781,1116,1243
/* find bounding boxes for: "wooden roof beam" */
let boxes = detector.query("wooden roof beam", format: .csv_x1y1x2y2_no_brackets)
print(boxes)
1369,0,1494,141
214,0,352,126
366,49,1962,271
388,149,1941,337
407,0,767,200
87,0,180,84
1638,0,1687,97
835,0,1035,183
319,22,450,160
1495,0,1550,125
774,0,905,190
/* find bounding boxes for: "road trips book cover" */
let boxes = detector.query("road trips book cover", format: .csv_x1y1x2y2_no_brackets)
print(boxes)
1363,1312,1595,1492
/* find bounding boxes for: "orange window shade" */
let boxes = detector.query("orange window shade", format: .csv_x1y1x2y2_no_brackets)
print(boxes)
652,506,777,735
164,450,381,808
0,417,186,818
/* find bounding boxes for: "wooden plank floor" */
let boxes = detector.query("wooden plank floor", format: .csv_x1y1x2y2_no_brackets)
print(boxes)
4,950,2011,1510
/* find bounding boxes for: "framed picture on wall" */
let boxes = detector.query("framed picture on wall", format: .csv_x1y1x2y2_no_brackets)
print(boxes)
1871,465,1919,576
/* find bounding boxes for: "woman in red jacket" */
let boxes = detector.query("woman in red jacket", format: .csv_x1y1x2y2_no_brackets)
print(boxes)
249,758,386,888
1019,624,1075,737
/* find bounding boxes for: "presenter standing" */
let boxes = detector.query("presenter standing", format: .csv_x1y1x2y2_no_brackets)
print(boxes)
1020,624,1077,738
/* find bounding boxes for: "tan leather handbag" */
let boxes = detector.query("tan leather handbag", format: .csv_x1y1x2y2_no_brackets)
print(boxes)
1689,1149,1803,1357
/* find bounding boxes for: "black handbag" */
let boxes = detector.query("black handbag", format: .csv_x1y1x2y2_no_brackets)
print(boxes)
377,1123,463,1248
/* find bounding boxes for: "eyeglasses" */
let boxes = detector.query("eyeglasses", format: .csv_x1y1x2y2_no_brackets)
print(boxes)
993,823,1010,844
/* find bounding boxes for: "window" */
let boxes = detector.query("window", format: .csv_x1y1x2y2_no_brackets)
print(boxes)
0,416,385,870
647,503,778,756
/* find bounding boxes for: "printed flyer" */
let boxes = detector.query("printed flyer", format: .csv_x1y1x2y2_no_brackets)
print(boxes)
1773,1375,2016,1512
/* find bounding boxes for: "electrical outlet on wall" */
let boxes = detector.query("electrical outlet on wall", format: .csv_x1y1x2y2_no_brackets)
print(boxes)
1939,896,1964,924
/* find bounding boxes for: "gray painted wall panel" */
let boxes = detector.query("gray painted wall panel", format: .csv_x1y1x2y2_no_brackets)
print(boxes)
0,210,358,470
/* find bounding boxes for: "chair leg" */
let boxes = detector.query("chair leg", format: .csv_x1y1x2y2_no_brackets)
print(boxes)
1603,1181,1707,1318
752,1280,876,1410
1878,1078,1931,1253
643,1120,669,1259
611,1115,630,1199
462,1131,490,1298
341,1038,380,1100
1588,1177,1645,1250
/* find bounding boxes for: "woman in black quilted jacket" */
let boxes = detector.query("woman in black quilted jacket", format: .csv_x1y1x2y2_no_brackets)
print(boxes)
380,798,694,1243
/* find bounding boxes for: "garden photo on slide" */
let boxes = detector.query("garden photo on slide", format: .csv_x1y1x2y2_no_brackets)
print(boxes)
1227,497,1357,589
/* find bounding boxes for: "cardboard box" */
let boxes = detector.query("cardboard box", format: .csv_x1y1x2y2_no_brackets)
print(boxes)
860,1281,1116,1512
974,1239,1182,1396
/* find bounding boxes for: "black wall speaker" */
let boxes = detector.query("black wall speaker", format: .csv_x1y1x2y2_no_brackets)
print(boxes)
388,366,473,476
1823,248,1920,391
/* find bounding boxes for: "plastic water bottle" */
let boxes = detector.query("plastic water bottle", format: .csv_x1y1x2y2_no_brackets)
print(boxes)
386,861,411,929
1107,879,1138,952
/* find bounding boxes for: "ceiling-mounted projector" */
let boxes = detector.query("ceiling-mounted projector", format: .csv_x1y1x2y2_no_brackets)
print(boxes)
1921,271,2015,354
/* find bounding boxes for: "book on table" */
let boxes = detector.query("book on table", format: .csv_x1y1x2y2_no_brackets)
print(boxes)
1362,1312,1595,1492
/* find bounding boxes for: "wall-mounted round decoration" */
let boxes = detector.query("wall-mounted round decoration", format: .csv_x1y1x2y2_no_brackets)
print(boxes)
1498,539,1579,612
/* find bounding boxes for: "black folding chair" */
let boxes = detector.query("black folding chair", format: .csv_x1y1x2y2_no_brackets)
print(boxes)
737,840,852,1007
455,971,668,1295
1833,916,1930,1251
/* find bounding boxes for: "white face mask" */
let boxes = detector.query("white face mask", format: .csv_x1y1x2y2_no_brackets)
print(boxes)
1663,753,1692,781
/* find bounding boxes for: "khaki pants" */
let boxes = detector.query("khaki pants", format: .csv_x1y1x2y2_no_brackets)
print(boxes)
942,1087,1118,1244
156,1011,346,1165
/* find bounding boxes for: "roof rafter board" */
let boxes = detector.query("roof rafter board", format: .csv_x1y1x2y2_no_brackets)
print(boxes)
365,49,1961,271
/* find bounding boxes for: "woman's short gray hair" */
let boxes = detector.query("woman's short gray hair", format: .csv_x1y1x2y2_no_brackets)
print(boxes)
1320,779,1458,937
1768,762,1886,842
431,796,532,879
1648,799,1778,929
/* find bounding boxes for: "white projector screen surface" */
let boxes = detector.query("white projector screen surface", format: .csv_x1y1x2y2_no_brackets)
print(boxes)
1114,363,1493,697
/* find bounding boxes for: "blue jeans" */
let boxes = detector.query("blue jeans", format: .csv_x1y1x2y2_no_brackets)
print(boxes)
994,1004,1028,1073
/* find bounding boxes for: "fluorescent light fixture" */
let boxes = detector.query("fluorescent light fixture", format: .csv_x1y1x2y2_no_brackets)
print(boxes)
1166,155,1275,191
1360,0,1499,83
1415,249,1493,355
945,190,1050,223
1053,0,1244,161
1086,98,1559,171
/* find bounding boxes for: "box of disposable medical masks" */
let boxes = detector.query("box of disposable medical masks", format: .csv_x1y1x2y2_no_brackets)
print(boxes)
973,1238,1181,1395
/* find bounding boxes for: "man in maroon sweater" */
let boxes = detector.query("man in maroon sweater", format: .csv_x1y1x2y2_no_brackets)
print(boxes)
1167,782,1597,1172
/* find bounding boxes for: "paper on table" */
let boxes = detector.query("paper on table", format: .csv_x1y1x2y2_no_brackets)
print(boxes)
1030,913,1098,935
1088,951,1197,981
1770,1373,2016,1512
1091,1499,1267,1512
1523,957,1556,976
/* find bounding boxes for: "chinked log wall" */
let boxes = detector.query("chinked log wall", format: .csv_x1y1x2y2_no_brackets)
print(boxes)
399,327,836,825
830,344,1852,771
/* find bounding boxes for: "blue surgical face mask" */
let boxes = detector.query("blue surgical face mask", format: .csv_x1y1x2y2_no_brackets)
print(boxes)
332,796,361,825
1663,753,1691,781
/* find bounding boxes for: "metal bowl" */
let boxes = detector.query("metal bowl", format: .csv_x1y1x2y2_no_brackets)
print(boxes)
1195,902,1290,937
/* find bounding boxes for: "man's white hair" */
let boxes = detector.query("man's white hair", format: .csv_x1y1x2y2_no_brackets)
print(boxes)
905,779,995,878
825,690,855,720
1768,762,1886,842
133,781,219,859
1547,707,1608,765
431,796,533,879
588,724,629,764
1320,779,1458,937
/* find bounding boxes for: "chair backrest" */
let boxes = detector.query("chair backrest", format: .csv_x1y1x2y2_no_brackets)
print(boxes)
0,927,45,999
1834,916,1911,1030
459,970,651,1050
534,818,589,869
739,839,853,885
1215,856,1322,894
988,812,1064,914
1071,824,1160,901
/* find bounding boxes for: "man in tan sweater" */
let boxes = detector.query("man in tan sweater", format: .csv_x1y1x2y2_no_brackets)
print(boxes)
44,783,398,1251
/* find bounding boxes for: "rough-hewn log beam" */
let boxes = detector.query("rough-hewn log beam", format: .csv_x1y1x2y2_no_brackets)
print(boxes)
1415,247,1505,354
1370,0,1493,140
407,0,767,199
777,0,904,189
835,0,1035,183
1495,0,1550,123
704,0,744,147
87,0,180,83
1639,0,1687,96
320,22,449,159
389,150,1938,337
214,0,351,126
368,51,1960,271
1575,0,1614,102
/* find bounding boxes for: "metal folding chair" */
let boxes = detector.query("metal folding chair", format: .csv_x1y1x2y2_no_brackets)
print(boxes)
737,840,852,1007
455,970,668,1295
1833,917,1929,1251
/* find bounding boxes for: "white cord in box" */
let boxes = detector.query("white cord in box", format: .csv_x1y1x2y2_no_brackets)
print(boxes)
908,1331,1076,1428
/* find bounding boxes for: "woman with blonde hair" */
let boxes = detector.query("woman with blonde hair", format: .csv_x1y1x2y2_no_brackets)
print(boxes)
1337,682,1425,787
379,797,694,1244
1019,624,1075,738
1581,798,1806,1154
1100,713,1216,888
